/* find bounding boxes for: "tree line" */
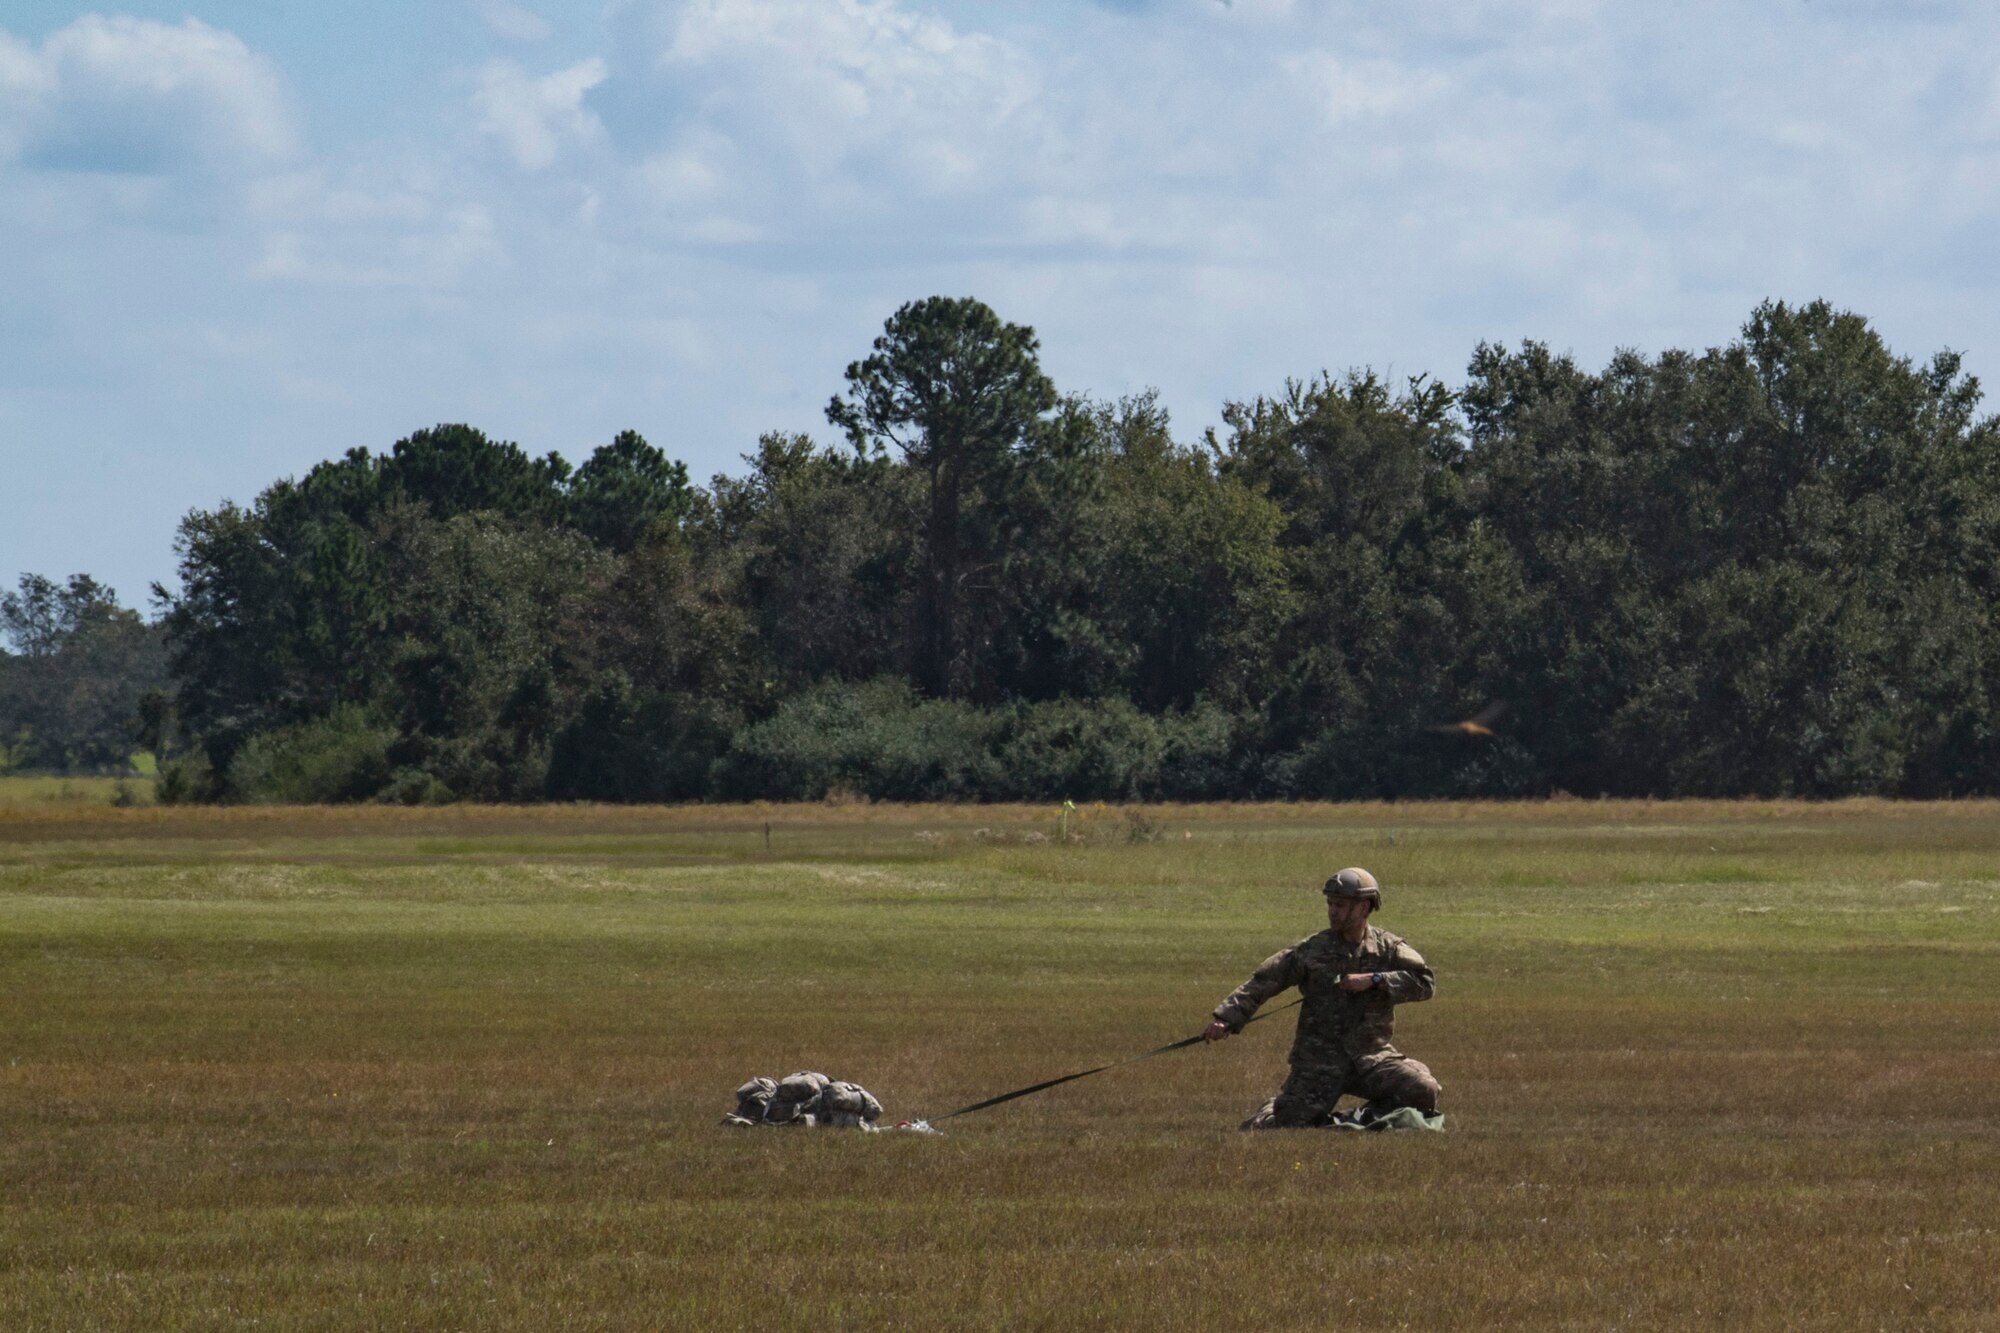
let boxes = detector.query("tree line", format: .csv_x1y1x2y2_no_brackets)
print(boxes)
0,574,165,773
10,295,2000,801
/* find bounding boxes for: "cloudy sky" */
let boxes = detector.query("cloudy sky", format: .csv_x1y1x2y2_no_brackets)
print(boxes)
6,0,1999,605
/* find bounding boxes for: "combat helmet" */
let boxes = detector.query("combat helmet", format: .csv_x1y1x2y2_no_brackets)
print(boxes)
1323,866,1381,909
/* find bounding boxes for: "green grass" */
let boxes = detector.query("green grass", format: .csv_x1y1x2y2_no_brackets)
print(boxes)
0,773,153,806
2,801,1997,1329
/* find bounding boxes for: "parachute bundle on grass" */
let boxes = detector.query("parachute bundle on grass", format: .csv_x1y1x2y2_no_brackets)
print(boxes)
723,1072,890,1130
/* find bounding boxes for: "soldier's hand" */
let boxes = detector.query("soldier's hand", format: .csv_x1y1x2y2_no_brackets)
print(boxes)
1337,972,1376,992
1202,1021,1232,1043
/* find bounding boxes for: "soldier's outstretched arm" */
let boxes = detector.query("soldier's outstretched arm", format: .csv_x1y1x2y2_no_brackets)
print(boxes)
1207,945,1305,1036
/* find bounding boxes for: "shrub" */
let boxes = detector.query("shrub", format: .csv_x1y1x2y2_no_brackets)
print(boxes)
1153,701,1250,800
226,705,396,803
857,694,1004,801
376,767,454,805
712,679,1002,801
710,679,883,801
545,672,733,803
996,697,1162,801
154,751,218,805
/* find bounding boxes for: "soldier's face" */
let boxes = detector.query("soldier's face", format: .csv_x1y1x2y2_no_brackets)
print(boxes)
1325,896,1370,933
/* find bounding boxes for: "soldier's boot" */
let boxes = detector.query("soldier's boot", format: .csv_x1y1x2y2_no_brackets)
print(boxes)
1239,1097,1282,1130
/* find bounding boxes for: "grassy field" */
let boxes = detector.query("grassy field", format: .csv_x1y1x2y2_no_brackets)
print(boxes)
0,773,153,807
1,800,1996,1329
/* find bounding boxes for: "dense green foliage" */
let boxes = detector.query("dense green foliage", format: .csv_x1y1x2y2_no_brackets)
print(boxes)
0,574,164,772
137,296,2000,801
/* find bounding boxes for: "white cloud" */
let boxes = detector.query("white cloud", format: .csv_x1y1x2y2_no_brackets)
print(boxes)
0,15,294,172
0,34,51,160
248,168,436,229
1284,51,1450,125
637,132,728,206
473,57,607,170
232,144,509,292
248,166,505,289
655,0,1038,188
475,0,555,44
589,0,1995,376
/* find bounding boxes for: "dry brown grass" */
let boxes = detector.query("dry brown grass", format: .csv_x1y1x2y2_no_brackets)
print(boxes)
2,802,1996,1328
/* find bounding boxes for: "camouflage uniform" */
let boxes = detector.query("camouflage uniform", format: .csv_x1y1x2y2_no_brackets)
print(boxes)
1213,924,1440,1129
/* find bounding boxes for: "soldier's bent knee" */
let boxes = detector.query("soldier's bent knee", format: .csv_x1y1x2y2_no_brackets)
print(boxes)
1378,1060,1440,1113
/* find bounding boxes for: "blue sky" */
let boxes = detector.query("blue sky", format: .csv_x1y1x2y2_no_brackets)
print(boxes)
6,0,1999,607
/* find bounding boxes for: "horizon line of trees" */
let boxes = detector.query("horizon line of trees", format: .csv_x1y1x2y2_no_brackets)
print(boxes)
9,295,2000,802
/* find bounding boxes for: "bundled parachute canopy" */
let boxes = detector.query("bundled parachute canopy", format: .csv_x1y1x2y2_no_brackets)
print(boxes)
723,1072,885,1130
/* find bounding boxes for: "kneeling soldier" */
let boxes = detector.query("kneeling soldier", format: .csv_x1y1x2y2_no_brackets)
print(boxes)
1203,867,1441,1128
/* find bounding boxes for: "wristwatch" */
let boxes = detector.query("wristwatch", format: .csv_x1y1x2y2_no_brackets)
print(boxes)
1371,972,1384,989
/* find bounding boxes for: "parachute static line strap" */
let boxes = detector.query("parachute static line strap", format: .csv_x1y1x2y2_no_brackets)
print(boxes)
930,995,1304,1122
